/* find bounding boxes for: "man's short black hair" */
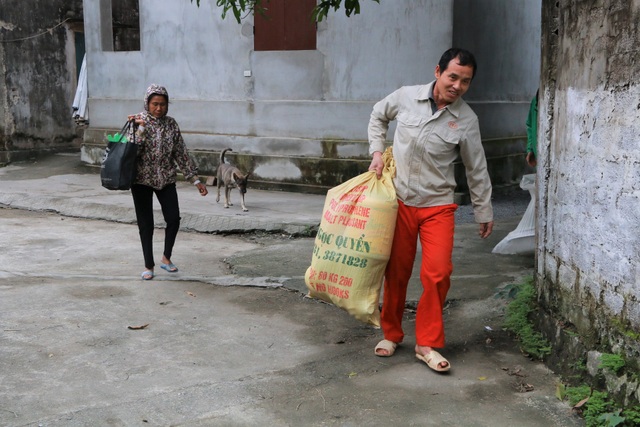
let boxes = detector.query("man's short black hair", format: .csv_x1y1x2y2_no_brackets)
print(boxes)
438,48,477,79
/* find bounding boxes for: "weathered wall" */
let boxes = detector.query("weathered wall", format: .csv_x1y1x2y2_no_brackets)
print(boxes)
453,0,542,191
454,0,541,136
0,0,84,163
81,0,451,135
537,0,640,374
81,0,454,190
81,0,541,193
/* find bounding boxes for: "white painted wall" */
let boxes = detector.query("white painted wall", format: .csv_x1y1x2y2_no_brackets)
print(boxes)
83,0,452,144
81,0,542,192
539,85,640,320
538,1,640,336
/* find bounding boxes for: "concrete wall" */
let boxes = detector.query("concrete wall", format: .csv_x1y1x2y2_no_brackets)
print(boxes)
0,1,543,193
82,0,451,135
538,0,640,372
454,0,541,137
452,0,542,190
0,0,84,163
80,0,541,193
81,0,459,191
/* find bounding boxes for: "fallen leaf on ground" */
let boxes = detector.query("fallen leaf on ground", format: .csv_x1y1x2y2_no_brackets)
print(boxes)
574,396,589,409
186,291,196,297
555,382,566,400
128,324,149,330
503,366,526,377
515,381,535,392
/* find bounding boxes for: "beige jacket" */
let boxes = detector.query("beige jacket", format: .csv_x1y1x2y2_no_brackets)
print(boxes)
368,82,493,223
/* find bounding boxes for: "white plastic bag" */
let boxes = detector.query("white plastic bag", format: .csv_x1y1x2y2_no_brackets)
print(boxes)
492,174,536,255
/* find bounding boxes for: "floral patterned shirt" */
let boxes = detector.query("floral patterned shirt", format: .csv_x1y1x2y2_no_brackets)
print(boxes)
130,112,199,190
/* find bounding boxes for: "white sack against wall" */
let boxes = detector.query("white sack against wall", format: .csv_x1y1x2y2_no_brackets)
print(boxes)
492,174,536,255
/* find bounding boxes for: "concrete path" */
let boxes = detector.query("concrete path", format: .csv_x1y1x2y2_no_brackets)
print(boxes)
0,153,583,426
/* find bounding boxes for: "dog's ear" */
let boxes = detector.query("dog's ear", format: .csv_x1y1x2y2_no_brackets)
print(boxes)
246,172,252,179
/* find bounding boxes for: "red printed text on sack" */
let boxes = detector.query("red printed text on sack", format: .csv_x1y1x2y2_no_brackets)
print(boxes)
338,185,368,203
307,281,351,300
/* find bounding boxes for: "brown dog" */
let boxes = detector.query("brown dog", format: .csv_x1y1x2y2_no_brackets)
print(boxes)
216,148,250,212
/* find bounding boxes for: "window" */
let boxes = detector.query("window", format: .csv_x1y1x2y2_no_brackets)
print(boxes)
254,0,316,51
111,0,140,51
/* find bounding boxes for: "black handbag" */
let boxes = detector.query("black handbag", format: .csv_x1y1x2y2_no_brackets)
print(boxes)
100,120,138,190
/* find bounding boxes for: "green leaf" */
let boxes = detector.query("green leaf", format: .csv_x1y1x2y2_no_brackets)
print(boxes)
555,382,566,401
199,0,377,23
598,410,625,427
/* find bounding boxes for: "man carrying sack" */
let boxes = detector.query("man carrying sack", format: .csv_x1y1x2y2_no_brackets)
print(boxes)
367,48,494,373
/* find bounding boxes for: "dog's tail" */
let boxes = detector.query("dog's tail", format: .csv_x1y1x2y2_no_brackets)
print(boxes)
220,148,232,164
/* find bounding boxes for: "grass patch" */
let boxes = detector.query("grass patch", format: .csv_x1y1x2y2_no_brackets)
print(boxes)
599,353,625,375
569,358,587,373
566,386,613,426
611,318,640,341
501,277,551,359
499,279,640,426
561,384,640,426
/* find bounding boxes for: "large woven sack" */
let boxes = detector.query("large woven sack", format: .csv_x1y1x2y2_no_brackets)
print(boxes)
305,147,397,327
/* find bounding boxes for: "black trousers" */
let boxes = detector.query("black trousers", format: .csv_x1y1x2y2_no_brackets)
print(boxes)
131,183,181,269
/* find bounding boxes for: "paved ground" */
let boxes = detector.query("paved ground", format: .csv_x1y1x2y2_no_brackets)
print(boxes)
0,153,583,426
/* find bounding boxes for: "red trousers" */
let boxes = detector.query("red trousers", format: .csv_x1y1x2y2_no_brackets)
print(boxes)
380,201,457,348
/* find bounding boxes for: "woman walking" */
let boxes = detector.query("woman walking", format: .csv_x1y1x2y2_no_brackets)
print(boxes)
127,84,208,280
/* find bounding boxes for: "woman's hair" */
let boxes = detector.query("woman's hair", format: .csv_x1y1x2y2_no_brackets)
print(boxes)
148,93,169,104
